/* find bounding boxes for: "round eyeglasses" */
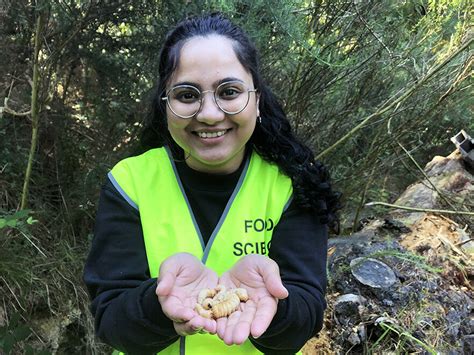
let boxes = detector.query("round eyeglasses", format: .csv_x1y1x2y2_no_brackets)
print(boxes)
162,81,258,119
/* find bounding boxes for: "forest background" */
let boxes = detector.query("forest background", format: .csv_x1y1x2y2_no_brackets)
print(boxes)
0,0,472,353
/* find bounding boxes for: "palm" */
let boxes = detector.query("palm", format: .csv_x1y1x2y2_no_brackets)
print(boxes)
159,264,216,319
222,260,274,304
156,253,218,334
217,255,288,345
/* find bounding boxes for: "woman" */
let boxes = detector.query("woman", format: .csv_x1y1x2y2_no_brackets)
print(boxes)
84,13,338,354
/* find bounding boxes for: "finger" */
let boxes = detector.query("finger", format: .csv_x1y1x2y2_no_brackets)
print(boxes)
190,315,217,334
250,297,278,339
201,317,217,334
174,316,216,336
164,303,195,323
174,321,197,336
259,262,288,300
223,310,242,345
231,300,256,344
156,271,176,296
216,317,228,340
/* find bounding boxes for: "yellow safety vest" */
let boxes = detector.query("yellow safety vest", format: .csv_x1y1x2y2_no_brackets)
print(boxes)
109,147,293,354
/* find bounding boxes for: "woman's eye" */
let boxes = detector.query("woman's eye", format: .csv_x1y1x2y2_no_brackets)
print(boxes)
219,87,241,99
175,90,199,103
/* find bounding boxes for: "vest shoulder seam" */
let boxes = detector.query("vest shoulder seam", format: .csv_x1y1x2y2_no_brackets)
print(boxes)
107,172,139,211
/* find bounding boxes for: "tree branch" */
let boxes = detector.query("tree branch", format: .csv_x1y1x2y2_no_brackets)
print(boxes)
1,105,31,117
365,202,474,216
21,4,45,210
353,2,392,57
316,36,473,160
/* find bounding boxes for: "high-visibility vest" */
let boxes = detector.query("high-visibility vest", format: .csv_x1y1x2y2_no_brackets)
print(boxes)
109,147,293,354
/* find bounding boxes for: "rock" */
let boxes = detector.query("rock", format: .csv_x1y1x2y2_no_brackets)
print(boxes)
424,151,470,177
446,308,461,339
334,294,367,306
356,324,367,342
350,257,398,289
462,334,474,355
347,331,360,345
320,147,474,354
391,150,474,227
458,227,474,254
394,183,438,210
334,294,367,327
382,299,394,307
468,317,474,334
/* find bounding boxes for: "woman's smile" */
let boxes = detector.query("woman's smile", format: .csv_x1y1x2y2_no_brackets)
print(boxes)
192,128,232,139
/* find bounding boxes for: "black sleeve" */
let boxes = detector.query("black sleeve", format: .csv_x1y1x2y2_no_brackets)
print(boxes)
250,203,328,354
83,178,179,354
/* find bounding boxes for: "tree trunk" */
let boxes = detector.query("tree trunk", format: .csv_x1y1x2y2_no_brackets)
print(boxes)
20,7,45,210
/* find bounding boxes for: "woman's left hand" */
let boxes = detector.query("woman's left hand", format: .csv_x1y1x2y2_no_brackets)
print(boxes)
216,254,288,345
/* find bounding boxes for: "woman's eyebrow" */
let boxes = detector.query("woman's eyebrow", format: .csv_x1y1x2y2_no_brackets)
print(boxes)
172,81,201,89
215,77,244,86
171,77,245,89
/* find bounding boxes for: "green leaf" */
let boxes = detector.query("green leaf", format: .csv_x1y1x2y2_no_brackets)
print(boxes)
3,334,14,354
0,218,6,229
6,220,17,228
25,344,35,355
26,217,38,225
10,210,30,220
12,326,30,342
8,313,21,328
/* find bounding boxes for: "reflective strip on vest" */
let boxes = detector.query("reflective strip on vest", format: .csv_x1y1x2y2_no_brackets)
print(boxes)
109,147,293,354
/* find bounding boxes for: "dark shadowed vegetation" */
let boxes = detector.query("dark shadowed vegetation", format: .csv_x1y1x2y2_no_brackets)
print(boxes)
0,0,472,353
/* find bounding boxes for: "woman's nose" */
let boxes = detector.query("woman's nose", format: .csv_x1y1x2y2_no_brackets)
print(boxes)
195,92,225,124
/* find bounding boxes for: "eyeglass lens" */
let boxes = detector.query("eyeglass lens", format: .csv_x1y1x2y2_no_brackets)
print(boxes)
167,81,251,118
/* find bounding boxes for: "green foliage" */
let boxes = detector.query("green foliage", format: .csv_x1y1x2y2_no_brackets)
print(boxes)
0,210,38,230
0,0,472,352
0,313,31,355
0,312,50,355
0,209,41,285
369,249,443,274
371,320,437,354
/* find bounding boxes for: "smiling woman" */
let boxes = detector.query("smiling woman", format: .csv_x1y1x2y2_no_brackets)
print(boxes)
165,35,259,174
84,12,339,355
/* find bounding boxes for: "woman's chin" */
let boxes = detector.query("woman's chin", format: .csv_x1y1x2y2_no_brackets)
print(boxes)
186,150,244,174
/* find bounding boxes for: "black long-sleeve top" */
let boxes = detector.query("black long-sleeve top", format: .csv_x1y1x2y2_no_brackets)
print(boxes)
83,154,328,354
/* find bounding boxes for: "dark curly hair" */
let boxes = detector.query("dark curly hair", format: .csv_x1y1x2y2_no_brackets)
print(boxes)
141,13,340,226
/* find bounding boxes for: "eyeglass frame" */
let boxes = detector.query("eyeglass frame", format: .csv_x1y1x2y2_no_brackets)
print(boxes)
161,80,258,119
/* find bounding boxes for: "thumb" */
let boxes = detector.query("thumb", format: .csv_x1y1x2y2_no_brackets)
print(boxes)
156,270,176,296
260,261,288,300
156,254,188,296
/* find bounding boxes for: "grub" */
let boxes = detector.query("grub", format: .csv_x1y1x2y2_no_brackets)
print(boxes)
194,286,249,320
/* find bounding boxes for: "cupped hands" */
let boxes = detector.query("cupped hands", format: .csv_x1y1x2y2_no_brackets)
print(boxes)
155,253,288,344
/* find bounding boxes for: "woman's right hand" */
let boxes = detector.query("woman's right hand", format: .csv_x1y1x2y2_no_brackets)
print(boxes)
156,253,218,336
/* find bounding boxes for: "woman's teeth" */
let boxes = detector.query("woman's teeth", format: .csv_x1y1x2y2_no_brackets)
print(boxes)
196,130,227,138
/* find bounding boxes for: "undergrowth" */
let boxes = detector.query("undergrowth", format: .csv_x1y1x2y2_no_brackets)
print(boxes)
0,209,104,354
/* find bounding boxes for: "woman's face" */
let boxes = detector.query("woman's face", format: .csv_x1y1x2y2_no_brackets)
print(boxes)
166,35,259,174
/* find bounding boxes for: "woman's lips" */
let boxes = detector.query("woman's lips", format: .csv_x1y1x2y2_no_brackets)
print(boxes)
193,128,231,139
